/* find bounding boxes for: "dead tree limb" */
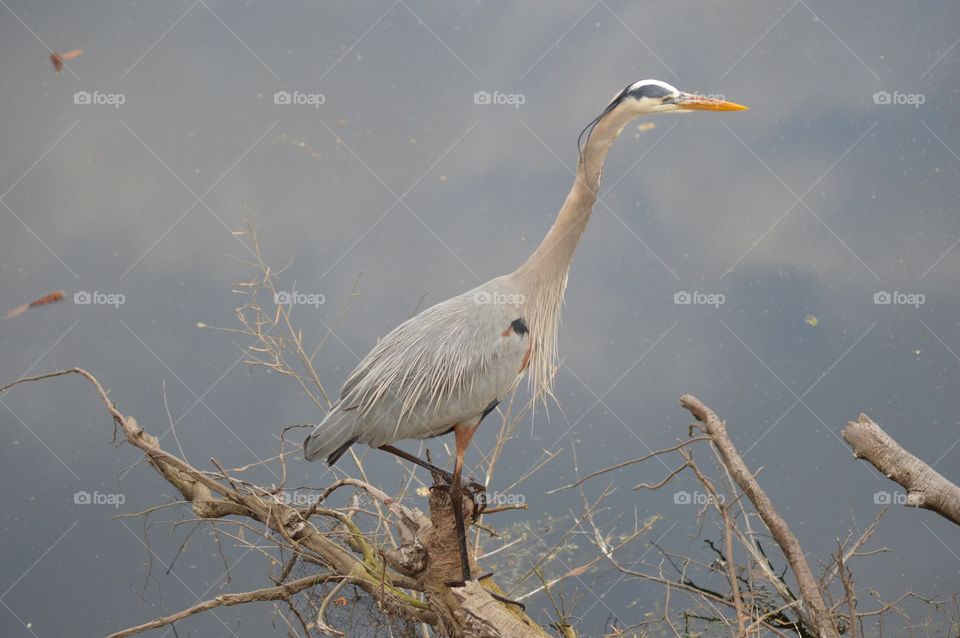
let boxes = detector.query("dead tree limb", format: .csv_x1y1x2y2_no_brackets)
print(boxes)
0,368,551,638
680,394,841,638
106,572,340,638
842,413,960,527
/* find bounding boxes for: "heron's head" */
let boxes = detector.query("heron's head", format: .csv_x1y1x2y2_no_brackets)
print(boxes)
613,79,748,114
577,79,747,163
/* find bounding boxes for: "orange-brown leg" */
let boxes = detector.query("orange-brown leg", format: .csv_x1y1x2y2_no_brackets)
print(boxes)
443,424,527,608
448,422,479,584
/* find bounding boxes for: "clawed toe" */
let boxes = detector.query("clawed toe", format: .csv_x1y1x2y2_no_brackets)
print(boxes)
463,479,487,517
430,479,488,519
467,479,486,493
428,470,455,485
430,477,484,491
490,592,526,610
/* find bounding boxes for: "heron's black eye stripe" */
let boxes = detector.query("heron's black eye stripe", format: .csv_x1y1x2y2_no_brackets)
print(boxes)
627,84,673,100
510,318,528,335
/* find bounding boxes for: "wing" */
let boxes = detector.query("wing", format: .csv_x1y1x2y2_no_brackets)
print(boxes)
338,278,528,444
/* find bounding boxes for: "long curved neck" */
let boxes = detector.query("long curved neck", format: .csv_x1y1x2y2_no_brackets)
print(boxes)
511,101,639,398
516,103,637,282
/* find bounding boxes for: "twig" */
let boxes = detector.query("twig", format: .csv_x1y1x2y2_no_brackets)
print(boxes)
680,394,840,638
107,572,339,638
548,437,709,494
836,542,859,638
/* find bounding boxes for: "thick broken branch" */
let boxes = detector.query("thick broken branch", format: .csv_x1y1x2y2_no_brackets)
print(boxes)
842,413,960,527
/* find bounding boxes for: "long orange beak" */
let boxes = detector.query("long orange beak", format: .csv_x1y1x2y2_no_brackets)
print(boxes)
678,92,749,111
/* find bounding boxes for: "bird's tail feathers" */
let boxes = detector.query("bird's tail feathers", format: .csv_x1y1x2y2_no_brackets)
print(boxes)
303,407,359,466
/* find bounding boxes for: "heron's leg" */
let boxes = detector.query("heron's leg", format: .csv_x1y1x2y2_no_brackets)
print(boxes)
378,444,454,483
378,444,486,496
447,422,478,584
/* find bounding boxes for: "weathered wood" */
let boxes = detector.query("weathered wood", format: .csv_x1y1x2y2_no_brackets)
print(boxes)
843,413,960,527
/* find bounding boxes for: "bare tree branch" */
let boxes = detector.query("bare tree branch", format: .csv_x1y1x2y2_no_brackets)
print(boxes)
680,394,840,638
106,572,340,638
843,413,960,526
2,368,561,637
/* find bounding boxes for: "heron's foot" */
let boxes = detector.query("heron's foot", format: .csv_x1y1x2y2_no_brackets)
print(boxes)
429,474,485,493
430,482,480,521
490,591,526,610
430,478,487,519
467,480,488,520
427,470,455,485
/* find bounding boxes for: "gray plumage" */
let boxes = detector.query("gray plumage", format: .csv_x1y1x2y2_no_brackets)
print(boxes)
305,277,529,463
304,79,747,466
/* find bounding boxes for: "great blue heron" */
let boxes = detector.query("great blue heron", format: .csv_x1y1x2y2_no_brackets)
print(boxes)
305,79,746,585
